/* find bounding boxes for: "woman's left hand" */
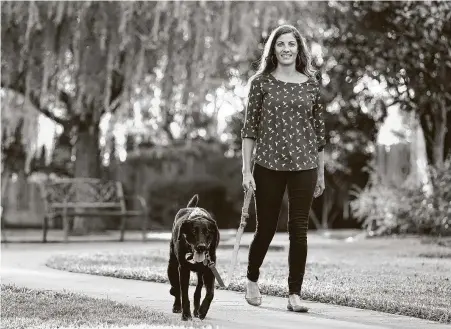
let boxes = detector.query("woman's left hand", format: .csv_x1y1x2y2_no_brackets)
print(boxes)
314,172,325,198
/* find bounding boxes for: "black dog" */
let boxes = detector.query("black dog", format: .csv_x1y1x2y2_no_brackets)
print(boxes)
168,194,220,321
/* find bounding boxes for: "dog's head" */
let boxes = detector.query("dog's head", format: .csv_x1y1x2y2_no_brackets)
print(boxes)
177,196,219,262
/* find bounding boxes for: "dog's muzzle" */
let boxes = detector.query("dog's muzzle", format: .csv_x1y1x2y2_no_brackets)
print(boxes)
193,244,206,262
195,244,207,253
186,244,209,264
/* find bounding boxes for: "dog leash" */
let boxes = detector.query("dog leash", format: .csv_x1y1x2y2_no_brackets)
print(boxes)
204,252,226,288
225,185,255,287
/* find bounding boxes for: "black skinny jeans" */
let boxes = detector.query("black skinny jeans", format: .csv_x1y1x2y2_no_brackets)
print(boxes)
247,163,318,296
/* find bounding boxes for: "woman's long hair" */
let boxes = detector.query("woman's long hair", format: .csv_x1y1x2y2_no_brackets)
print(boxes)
249,25,317,84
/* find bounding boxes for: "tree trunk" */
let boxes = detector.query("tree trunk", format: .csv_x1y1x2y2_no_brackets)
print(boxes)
445,111,451,161
160,20,178,142
16,168,28,209
74,126,101,179
321,188,330,229
420,103,447,169
1,167,12,226
432,103,447,169
71,117,104,234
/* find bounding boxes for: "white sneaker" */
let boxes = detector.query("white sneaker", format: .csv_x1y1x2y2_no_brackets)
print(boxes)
287,294,309,312
245,279,262,306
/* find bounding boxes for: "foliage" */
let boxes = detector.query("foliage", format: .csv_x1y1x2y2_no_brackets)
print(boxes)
404,155,451,235
350,156,451,236
349,176,413,236
281,1,451,230
122,139,248,230
117,139,240,229
323,1,451,167
1,1,323,161
1,89,40,173
126,139,226,164
147,174,237,230
205,155,244,215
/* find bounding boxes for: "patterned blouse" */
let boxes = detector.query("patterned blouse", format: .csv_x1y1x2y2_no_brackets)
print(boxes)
241,73,326,171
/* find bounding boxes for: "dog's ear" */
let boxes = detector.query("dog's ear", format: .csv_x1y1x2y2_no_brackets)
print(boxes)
209,221,220,249
177,219,191,242
186,194,199,208
177,221,185,241
215,226,220,248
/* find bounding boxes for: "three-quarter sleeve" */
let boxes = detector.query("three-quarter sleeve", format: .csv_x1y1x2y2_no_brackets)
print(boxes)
241,78,263,140
312,88,326,151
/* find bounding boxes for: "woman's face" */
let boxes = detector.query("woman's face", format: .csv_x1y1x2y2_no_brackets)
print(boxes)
273,32,298,66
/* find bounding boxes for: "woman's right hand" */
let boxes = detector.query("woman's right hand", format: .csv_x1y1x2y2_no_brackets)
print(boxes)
242,172,256,192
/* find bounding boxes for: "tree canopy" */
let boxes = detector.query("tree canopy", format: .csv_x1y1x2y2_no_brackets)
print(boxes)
3,1,448,176
322,1,451,167
1,1,323,176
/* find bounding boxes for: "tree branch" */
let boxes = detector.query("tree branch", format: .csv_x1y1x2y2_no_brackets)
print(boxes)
1,81,69,127
99,70,125,118
58,90,73,113
31,94,69,127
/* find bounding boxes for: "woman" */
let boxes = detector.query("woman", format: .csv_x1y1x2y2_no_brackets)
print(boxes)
241,24,326,312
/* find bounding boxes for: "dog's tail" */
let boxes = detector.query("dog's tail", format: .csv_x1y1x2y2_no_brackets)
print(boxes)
187,194,199,208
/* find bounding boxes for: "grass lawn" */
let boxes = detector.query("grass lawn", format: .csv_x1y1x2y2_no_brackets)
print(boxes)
0,284,209,329
46,236,451,324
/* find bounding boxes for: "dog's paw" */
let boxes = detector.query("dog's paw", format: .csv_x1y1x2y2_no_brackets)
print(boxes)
172,304,181,313
181,312,192,321
193,308,199,318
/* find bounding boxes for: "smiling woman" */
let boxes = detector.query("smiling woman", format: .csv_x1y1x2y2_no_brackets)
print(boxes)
240,24,326,312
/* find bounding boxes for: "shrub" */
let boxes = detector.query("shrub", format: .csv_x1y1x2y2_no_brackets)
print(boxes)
399,155,451,235
147,174,238,230
350,156,451,236
349,180,410,236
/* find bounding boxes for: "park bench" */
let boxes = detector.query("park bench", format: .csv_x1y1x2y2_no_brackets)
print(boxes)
38,178,149,243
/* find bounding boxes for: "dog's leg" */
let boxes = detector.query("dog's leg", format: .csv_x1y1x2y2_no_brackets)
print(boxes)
193,272,204,318
198,268,215,320
179,265,192,321
168,247,181,313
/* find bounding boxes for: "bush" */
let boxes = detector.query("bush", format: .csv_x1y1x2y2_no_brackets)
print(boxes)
147,174,239,230
350,181,410,236
399,156,451,235
350,156,451,236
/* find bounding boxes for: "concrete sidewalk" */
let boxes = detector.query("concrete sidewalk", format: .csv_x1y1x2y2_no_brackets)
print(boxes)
1,242,447,329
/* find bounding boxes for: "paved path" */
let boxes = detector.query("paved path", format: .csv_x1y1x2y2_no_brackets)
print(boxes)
1,242,448,329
